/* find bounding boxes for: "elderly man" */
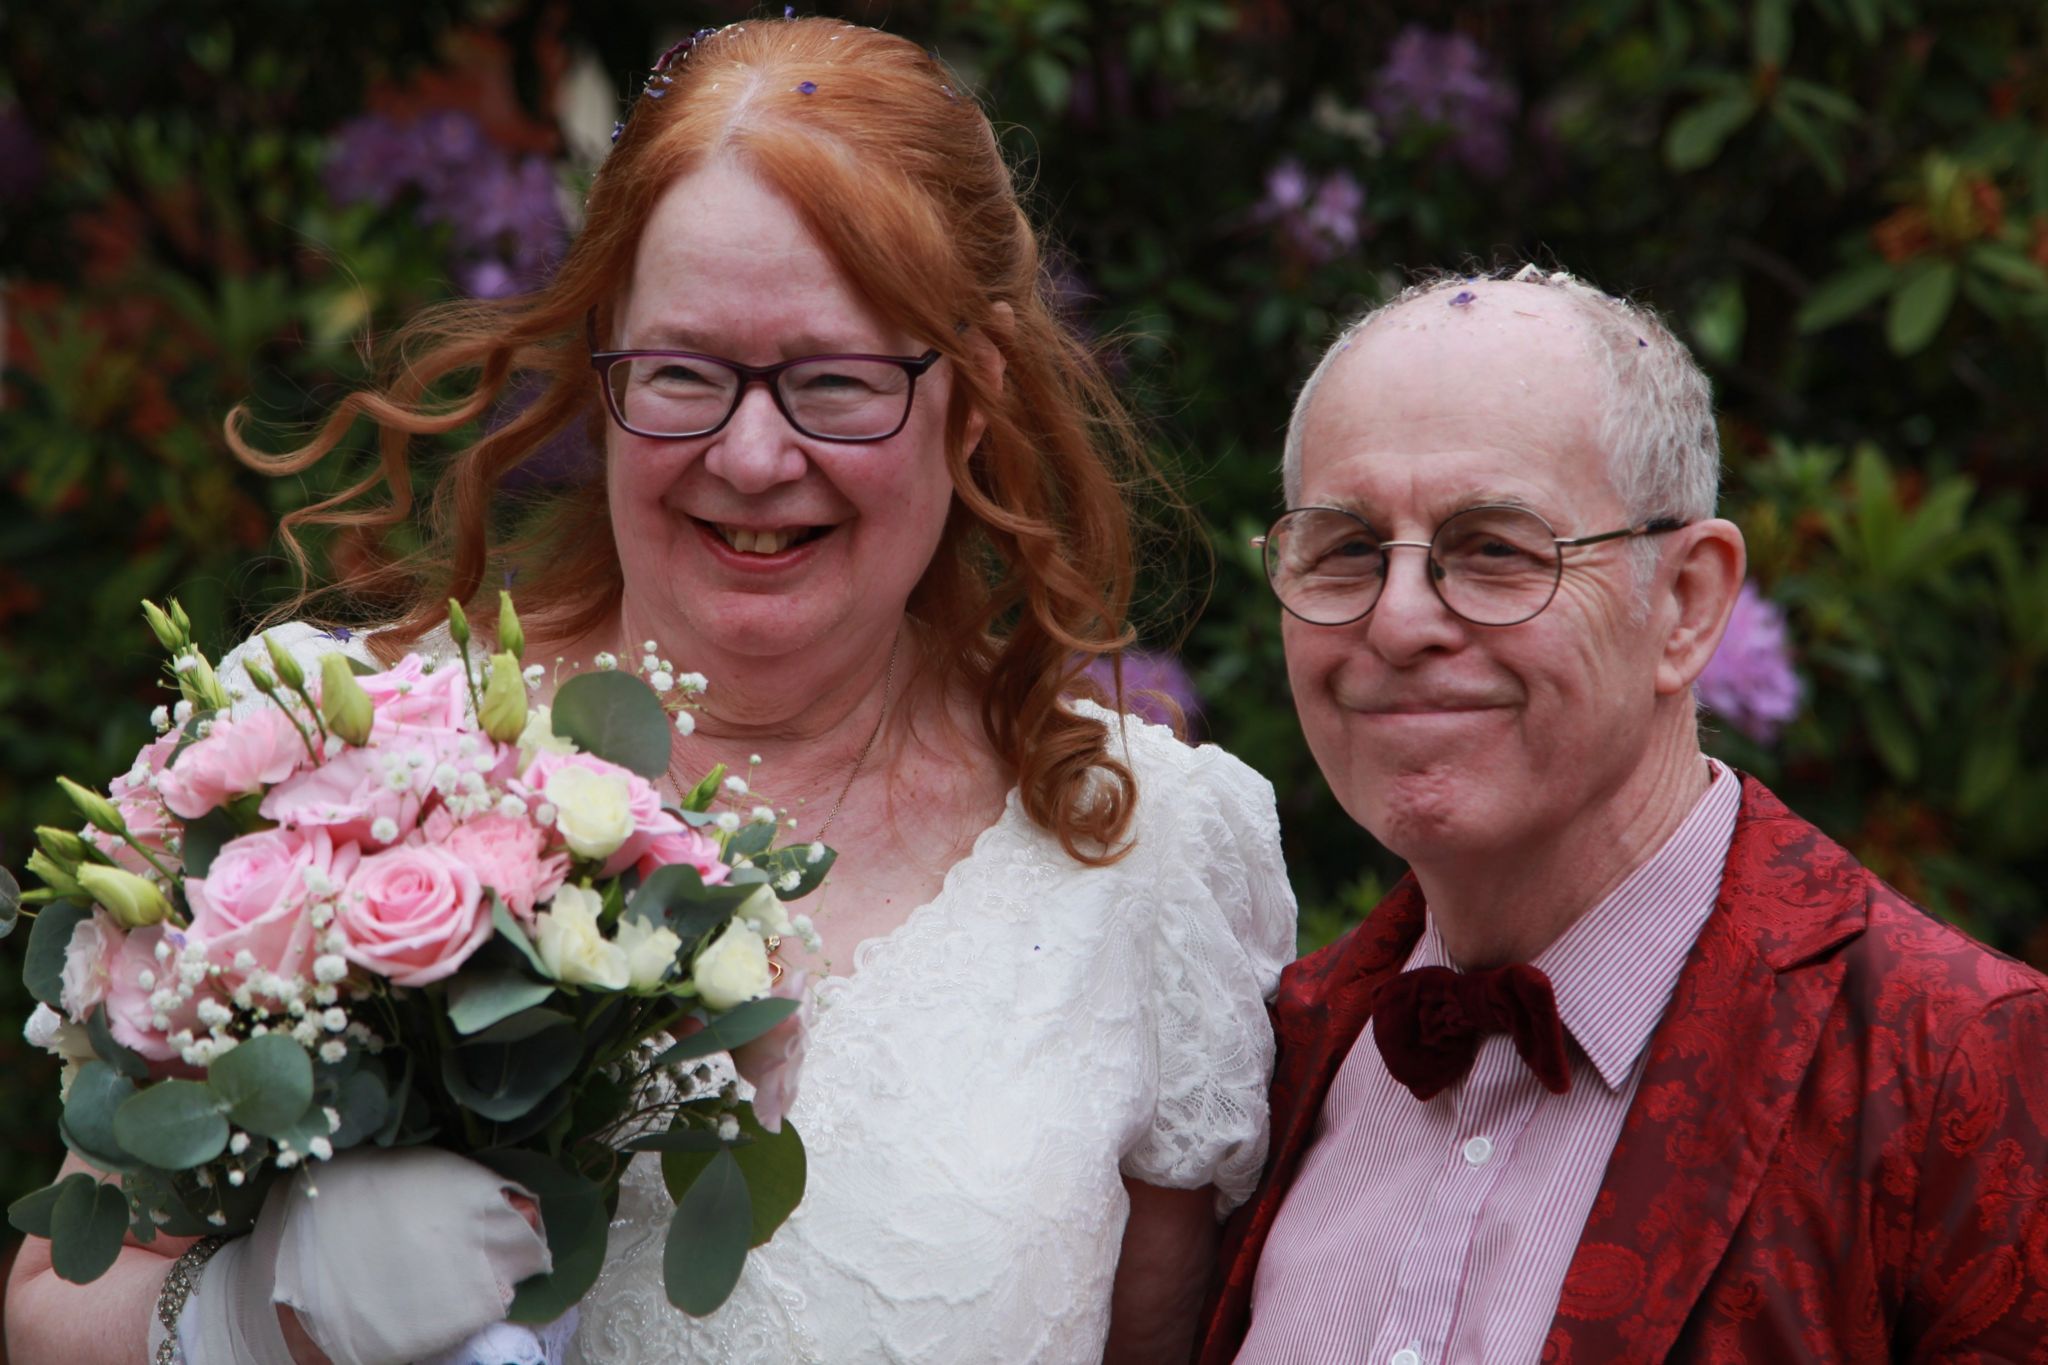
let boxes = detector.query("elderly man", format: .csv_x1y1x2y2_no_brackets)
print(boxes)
1199,265,2048,1363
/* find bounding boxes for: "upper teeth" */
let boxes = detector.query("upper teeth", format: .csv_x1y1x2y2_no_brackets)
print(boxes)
720,526,797,555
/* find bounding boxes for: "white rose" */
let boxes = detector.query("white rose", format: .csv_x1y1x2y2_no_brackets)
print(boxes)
692,922,772,1011
517,705,577,767
544,765,636,861
615,916,684,991
736,883,793,938
532,884,629,990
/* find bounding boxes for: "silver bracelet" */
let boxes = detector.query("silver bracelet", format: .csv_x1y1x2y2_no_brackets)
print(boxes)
153,1235,228,1365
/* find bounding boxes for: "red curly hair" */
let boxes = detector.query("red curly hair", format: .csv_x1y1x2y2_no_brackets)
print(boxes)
230,17,1155,862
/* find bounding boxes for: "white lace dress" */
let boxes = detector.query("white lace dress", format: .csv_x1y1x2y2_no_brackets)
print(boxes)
221,626,1296,1364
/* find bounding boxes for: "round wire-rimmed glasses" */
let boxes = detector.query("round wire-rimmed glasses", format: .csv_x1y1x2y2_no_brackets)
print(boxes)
1254,503,1690,627
588,328,943,443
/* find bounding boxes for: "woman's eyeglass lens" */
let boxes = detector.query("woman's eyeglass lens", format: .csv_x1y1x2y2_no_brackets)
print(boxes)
598,351,938,443
1261,505,1592,627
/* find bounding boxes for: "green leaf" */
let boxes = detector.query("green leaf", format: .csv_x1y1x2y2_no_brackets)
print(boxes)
626,1127,736,1154
62,1062,140,1173
179,808,240,880
442,1016,582,1122
491,896,550,977
654,998,802,1067
550,671,672,779
660,1106,804,1247
8,1175,83,1240
1663,91,1757,172
448,969,556,1035
85,1006,150,1082
753,844,836,901
327,1067,391,1148
25,899,91,1007
1024,51,1071,111
207,1033,315,1138
1968,243,2048,291
1885,260,1957,356
1751,0,1791,66
628,865,760,947
662,1148,752,1316
1769,101,1843,192
1862,692,1919,781
0,864,19,939
476,1152,611,1325
114,1081,230,1170
724,819,775,861
48,1176,130,1283
1796,261,1897,333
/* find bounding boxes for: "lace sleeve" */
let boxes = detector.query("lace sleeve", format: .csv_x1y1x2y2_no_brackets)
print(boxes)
215,621,377,719
1117,733,1297,1214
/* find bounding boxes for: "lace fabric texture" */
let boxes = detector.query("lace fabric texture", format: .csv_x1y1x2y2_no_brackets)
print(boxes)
219,631,1296,1364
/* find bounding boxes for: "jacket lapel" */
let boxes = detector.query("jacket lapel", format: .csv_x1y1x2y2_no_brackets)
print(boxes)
1547,776,1867,1362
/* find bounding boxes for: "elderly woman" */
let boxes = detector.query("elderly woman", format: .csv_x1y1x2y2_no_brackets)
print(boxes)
4,16,1294,1365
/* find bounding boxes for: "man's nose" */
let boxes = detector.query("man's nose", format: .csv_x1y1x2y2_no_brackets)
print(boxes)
701,383,807,494
1364,543,1465,660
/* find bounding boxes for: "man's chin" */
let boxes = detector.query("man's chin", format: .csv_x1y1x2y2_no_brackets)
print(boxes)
1348,770,1508,864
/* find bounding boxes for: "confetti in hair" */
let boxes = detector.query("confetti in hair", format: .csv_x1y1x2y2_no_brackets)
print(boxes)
1450,290,1476,307
797,80,817,95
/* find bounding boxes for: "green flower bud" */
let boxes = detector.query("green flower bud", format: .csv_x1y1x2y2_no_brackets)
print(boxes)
447,598,472,649
26,849,86,901
183,652,231,713
34,826,89,866
56,777,126,835
496,591,525,660
140,600,184,652
74,864,172,929
169,598,192,637
320,654,376,746
479,652,530,743
263,631,307,691
246,660,279,695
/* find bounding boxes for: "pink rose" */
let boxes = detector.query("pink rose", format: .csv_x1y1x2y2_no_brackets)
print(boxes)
60,910,124,1020
732,969,811,1133
158,707,308,820
633,825,731,887
357,655,471,735
186,828,355,985
335,844,487,985
104,924,204,1064
259,731,480,844
440,813,569,922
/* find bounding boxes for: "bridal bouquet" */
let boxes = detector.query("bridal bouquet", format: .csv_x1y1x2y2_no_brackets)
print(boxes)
2,595,828,1324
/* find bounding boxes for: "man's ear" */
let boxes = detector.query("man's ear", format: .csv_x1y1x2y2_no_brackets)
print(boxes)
960,302,1010,455
1654,517,1747,697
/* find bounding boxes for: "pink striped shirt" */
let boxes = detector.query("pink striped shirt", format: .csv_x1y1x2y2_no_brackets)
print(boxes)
1238,759,1741,1365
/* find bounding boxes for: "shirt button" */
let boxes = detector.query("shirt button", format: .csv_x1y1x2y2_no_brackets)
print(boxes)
1462,1136,1494,1167
1391,1351,1422,1365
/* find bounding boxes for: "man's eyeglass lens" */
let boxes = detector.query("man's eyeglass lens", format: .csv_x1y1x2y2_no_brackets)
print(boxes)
605,354,920,441
1263,505,1574,627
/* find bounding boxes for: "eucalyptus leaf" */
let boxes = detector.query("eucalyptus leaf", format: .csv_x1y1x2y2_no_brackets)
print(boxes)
626,1128,741,1154
660,1105,804,1247
491,897,551,977
62,1062,139,1173
448,970,556,1036
550,671,671,778
207,1033,315,1138
442,1018,582,1122
476,1152,611,1325
753,844,836,901
48,1176,131,1283
662,1148,752,1316
8,1175,84,1239
25,899,91,1007
85,1006,150,1081
178,808,240,880
654,998,801,1067
327,1068,391,1148
724,820,775,861
114,1081,230,1170
627,864,754,947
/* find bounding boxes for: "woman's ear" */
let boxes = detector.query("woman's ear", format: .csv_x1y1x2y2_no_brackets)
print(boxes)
959,302,1011,455
1654,517,1747,697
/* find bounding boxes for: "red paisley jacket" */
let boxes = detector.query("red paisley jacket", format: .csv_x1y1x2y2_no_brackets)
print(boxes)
1199,775,2048,1364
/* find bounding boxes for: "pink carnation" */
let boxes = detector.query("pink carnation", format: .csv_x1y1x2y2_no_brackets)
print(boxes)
104,924,203,1063
440,813,569,922
258,731,492,844
60,910,124,1020
732,968,811,1133
158,707,308,819
335,844,488,986
97,733,182,874
356,654,471,735
634,825,730,886
186,828,355,985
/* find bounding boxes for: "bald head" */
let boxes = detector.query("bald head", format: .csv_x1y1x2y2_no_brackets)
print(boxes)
1281,267,1720,526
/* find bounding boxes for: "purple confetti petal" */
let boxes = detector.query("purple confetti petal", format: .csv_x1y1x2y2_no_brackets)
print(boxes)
784,3,796,15
1450,290,1476,307
797,80,817,95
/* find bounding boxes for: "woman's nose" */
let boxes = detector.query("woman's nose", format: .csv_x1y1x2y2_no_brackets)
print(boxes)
701,383,808,494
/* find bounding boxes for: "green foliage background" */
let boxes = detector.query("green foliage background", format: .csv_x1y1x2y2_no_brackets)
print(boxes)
3,0,2046,1241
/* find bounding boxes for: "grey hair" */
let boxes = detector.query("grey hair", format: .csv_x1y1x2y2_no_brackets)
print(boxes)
1279,264,1721,530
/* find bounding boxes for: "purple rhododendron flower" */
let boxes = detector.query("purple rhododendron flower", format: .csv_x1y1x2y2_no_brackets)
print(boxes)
1698,581,1801,744
1370,26,1520,180
326,110,565,298
1257,159,1368,264
1082,650,1201,736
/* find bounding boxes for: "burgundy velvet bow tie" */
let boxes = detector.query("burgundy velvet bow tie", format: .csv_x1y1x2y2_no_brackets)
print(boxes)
1370,963,1573,1102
